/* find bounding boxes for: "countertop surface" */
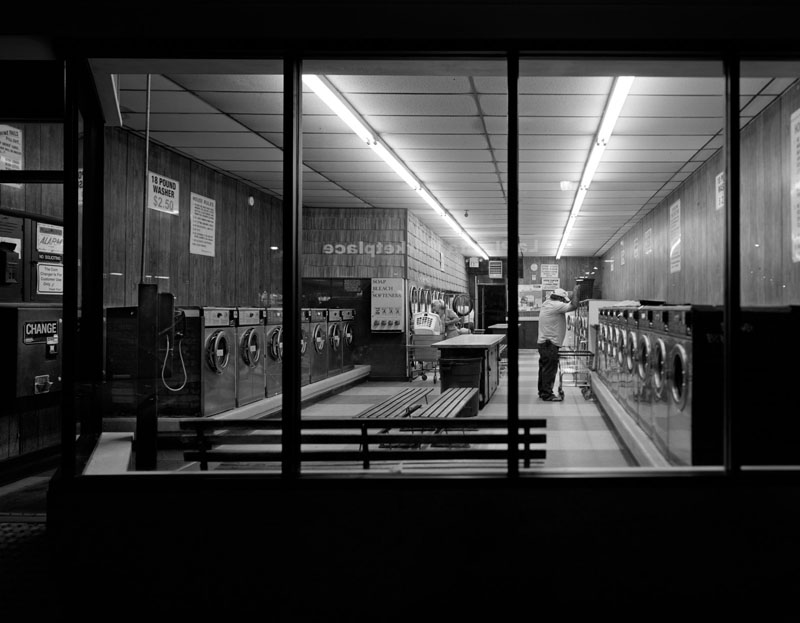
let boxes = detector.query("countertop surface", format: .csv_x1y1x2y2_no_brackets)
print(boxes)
432,334,506,348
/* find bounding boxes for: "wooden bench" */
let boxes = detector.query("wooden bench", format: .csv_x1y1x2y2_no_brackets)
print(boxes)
355,386,434,419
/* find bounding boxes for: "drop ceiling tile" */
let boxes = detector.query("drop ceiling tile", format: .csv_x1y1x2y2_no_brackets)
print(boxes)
228,115,283,133
179,147,282,161
622,94,724,117
148,131,271,148
607,135,714,150
169,74,283,92
515,117,601,134
322,171,402,183
592,171,675,183
309,161,402,173
370,116,486,134
740,95,780,118
519,150,588,162
420,172,502,183
393,149,494,162
119,89,221,114
516,162,584,173
301,133,373,149
384,134,490,150
492,135,593,150
629,77,724,95
519,172,582,183
613,117,724,135
327,75,473,93
302,148,380,162
603,149,701,162
118,74,184,91
516,94,607,116
347,93,478,116
122,112,249,133
192,91,283,114
599,162,683,173
518,76,614,94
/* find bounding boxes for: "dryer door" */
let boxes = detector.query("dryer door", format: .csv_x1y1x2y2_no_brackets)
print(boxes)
206,330,231,375
343,322,354,349
328,322,341,351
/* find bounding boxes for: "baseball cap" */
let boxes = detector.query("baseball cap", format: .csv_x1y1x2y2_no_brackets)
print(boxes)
553,288,568,299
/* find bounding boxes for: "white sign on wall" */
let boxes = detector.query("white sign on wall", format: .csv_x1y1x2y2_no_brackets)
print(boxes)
790,108,800,262
620,240,625,266
633,237,639,260
541,264,559,279
371,277,405,332
0,125,23,188
716,171,725,211
488,260,503,279
37,263,63,294
190,193,216,257
644,228,652,255
148,171,180,215
669,199,682,273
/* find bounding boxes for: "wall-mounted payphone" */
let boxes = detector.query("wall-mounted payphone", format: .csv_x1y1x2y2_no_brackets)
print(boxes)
0,305,62,399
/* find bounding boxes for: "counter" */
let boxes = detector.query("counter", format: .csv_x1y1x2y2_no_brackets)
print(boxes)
432,334,505,408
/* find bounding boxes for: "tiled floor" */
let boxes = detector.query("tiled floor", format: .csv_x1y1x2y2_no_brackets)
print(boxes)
296,350,636,470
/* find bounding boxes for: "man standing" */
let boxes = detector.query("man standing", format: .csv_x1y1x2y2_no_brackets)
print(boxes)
537,287,578,401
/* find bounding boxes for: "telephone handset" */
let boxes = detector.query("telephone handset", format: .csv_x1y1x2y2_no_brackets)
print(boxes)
157,292,187,392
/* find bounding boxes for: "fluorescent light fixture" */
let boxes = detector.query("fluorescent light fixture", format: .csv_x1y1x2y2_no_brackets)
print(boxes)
556,76,634,259
303,73,489,260
302,74,373,144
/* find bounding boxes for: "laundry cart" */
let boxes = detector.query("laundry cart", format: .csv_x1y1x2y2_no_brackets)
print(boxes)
409,311,443,382
557,349,595,400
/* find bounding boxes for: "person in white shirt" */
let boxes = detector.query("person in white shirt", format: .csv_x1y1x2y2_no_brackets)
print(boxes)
536,287,578,401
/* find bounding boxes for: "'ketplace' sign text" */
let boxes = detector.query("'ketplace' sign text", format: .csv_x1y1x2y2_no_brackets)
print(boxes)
322,241,406,257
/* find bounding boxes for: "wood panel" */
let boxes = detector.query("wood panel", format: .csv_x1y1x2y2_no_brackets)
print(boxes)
216,172,238,306
268,195,282,305
103,129,129,307
782,84,800,304
124,129,145,305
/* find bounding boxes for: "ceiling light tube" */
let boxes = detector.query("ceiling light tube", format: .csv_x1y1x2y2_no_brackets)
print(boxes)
302,74,373,144
556,76,634,259
305,73,490,261
371,141,419,190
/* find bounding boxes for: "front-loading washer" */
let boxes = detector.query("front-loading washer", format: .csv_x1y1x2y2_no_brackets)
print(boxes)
326,308,344,378
666,305,724,466
234,307,265,407
300,308,311,387
644,305,671,458
635,310,655,440
201,306,236,416
264,307,284,398
620,307,639,422
341,308,356,372
309,308,328,383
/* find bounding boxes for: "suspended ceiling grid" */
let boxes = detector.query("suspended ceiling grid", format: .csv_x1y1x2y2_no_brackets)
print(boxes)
95,58,794,259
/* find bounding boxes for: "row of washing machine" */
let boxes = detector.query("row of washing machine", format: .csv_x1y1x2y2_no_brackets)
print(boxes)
595,304,725,466
108,306,356,418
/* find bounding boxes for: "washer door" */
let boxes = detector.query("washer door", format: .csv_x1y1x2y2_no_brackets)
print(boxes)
240,327,261,368
300,328,308,356
651,338,668,397
313,324,326,353
616,328,627,366
328,322,341,351
626,330,637,373
669,343,689,411
269,326,284,362
206,330,230,374
343,322,354,348
637,333,651,383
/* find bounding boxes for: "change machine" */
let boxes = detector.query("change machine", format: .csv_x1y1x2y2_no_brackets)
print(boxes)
1,305,62,399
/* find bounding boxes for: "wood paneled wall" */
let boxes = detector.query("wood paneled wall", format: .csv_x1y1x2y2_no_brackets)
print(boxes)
517,256,603,297
602,149,726,305
103,127,282,308
0,123,64,217
406,211,468,292
603,80,800,307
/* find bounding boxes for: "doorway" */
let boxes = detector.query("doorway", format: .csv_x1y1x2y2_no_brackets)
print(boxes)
478,283,506,331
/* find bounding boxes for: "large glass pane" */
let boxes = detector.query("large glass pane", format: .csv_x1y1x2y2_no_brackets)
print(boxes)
299,58,508,474
519,58,726,471
91,60,284,473
739,60,800,468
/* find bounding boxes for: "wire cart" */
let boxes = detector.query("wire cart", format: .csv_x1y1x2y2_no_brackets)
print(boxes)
409,312,443,383
557,349,594,400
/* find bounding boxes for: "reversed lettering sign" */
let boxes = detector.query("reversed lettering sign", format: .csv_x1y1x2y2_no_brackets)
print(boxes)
791,109,800,262
669,200,682,273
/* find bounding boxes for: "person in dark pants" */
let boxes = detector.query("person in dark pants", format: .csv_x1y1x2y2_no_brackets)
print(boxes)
537,287,578,401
